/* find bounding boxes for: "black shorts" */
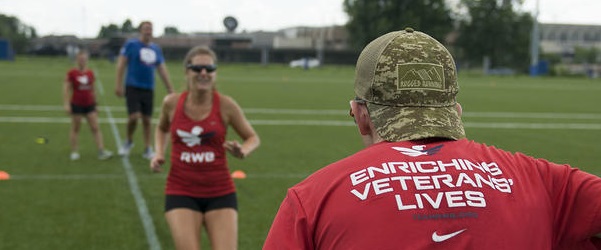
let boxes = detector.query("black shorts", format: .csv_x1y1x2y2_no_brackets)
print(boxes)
125,86,154,116
71,103,96,115
165,193,238,213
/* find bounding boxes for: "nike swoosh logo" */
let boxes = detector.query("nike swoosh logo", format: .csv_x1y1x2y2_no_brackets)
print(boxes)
432,229,467,242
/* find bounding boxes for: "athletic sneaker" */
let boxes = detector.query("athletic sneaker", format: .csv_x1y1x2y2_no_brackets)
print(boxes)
70,152,80,161
98,150,114,160
142,147,155,160
118,141,134,156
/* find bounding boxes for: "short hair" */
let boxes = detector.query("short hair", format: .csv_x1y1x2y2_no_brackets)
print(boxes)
183,45,218,67
138,21,152,31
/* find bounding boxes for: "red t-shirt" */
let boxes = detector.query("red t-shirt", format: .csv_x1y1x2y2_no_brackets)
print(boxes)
166,91,234,198
264,139,601,250
66,68,95,106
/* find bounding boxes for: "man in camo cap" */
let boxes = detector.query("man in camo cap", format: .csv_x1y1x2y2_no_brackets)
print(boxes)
264,28,601,249
354,27,464,143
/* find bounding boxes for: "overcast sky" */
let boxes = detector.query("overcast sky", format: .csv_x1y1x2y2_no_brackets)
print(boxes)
1,0,600,38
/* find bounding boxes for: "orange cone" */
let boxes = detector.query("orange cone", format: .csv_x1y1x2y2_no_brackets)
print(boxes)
0,171,10,180
231,170,247,179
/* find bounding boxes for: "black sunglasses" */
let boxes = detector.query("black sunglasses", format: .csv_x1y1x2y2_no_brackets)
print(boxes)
186,64,217,73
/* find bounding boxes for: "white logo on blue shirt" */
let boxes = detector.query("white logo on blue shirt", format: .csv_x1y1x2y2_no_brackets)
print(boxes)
139,47,157,65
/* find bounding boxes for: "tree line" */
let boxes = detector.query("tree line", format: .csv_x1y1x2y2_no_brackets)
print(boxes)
96,19,181,38
1,0,597,71
0,14,37,53
344,0,534,71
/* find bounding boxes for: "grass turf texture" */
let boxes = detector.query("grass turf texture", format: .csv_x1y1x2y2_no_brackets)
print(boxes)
0,57,600,249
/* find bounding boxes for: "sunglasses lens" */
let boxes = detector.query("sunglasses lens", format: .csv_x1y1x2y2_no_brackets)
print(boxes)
205,65,216,72
187,64,217,73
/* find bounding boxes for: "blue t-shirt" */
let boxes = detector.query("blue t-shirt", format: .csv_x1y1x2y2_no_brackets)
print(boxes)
119,38,165,90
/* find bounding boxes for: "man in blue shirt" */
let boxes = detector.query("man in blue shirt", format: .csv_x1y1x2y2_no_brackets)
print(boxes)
115,21,174,159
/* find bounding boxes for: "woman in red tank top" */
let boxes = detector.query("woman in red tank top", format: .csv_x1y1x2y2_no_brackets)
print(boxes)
63,50,113,161
150,46,260,250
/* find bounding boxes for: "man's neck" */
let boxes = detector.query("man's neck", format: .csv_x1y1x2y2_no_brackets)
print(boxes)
140,36,151,44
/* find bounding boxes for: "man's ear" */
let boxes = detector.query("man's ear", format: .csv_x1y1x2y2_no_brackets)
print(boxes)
351,101,372,135
456,103,462,117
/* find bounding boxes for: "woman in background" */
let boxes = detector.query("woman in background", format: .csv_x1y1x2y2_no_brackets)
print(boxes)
63,50,113,161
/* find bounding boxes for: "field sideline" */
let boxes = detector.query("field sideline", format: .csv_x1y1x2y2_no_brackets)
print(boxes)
1,104,601,130
0,57,600,249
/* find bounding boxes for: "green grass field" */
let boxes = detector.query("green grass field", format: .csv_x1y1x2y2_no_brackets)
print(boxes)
0,56,600,249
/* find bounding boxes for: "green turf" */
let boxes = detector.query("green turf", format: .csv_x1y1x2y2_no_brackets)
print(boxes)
0,57,600,249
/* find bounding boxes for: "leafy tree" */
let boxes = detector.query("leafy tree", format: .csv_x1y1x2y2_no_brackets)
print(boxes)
97,24,120,38
0,13,37,53
121,19,136,33
573,46,600,64
97,19,137,39
343,0,454,50
456,0,533,71
164,26,180,36
540,52,561,65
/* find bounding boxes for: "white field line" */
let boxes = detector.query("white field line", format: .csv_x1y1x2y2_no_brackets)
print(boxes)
1,116,601,130
2,104,601,120
96,72,161,250
462,122,601,130
8,172,311,180
9,174,125,180
462,112,601,120
244,108,345,115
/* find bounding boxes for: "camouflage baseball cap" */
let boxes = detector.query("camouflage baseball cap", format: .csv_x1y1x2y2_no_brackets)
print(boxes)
354,27,465,142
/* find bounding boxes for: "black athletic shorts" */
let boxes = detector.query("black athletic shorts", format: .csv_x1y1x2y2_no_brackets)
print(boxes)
71,103,96,115
165,193,238,213
125,86,154,116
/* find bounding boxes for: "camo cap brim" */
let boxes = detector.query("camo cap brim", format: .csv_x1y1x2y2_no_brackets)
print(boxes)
355,28,466,141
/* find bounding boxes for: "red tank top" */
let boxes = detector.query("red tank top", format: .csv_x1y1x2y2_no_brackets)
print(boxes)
66,68,95,106
166,91,234,197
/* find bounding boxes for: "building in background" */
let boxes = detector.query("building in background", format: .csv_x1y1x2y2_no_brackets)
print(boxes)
539,23,601,76
25,23,601,71
27,25,352,64
540,23,601,54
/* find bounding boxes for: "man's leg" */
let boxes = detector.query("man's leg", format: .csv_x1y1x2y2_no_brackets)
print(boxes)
141,114,154,159
127,112,141,143
119,112,139,156
140,89,154,159
120,86,141,156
